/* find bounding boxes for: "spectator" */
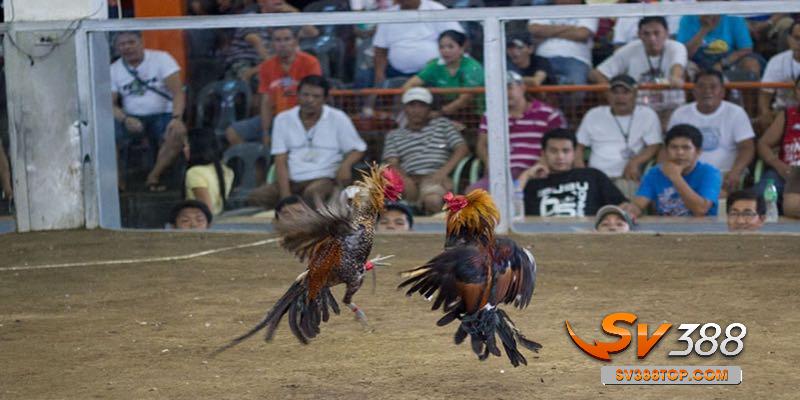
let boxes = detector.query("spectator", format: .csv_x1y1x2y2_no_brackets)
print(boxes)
382,87,470,214
676,6,761,78
758,22,800,129
169,200,212,230
519,128,629,217
506,33,551,87
611,0,695,46
184,128,234,216
225,27,322,146
591,16,687,119
403,30,485,119
630,124,722,217
469,71,566,191
222,1,272,84
273,194,306,220
784,166,800,218
576,75,662,199
111,31,187,192
247,75,366,209
377,201,414,231
668,69,755,192
756,76,800,209
0,144,11,202
372,0,464,85
726,189,765,232
528,0,598,87
594,204,634,233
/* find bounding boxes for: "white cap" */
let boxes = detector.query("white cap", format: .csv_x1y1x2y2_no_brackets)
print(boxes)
402,87,433,105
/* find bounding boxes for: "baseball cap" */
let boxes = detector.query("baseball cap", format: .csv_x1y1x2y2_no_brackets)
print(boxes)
383,201,414,229
506,33,533,48
609,74,637,91
402,87,433,105
507,70,524,85
594,205,635,230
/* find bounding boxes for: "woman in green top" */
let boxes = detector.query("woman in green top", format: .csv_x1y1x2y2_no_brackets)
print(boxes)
402,30,485,118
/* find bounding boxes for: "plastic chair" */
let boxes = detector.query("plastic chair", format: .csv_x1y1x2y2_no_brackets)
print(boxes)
195,79,252,136
222,143,271,209
451,156,473,194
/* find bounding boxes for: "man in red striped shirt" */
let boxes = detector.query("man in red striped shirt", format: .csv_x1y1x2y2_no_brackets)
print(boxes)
469,71,566,192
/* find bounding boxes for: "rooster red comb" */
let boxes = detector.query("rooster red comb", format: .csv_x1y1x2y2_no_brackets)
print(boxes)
443,192,468,213
381,166,404,201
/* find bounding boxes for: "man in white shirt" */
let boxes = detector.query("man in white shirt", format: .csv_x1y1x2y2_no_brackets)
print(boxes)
111,31,187,191
528,0,598,87
612,0,695,45
758,22,800,129
247,75,367,209
591,16,687,121
372,0,464,86
668,70,755,193
576,75,663,199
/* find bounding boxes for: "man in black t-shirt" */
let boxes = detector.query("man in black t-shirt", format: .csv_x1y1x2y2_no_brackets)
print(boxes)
506,33,553,87
518,128,630,217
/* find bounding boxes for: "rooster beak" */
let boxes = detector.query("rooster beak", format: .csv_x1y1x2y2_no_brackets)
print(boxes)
442,204,449,211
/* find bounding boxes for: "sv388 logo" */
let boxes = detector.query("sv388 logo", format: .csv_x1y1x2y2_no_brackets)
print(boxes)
565,312,747,361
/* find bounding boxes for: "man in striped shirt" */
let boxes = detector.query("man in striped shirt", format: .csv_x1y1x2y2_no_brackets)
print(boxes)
470,70,566,191
382,87,469,214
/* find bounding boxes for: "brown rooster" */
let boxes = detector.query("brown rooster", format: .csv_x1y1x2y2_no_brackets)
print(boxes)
399,189,541,367
215,164,403,353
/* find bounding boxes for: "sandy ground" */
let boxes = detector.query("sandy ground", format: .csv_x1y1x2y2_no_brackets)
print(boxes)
1,230,799,399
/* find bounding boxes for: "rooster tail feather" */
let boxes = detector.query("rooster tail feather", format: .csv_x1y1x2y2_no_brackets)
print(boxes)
455,306,542,367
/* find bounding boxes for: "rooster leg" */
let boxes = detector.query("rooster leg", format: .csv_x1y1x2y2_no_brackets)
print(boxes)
343,282,371,331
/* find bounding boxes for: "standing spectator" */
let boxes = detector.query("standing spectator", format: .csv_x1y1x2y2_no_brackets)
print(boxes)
528,0,598,87
0,144,11,202
169,200,212,230
576,75,662,199
519,128,629,217
668,70,755,192
591,16,687,121
726,190,765,232
506,33,551,87
183,128,235,216
784,166,800,218
755,76,800,209
111,31,187,192
382,87,469,214
469,71,566,191
630,124,722,217
676,6,761,78
758,22,800,130
372,0,464,85
402,30,485,119
247,76,366,209
225,27,322,146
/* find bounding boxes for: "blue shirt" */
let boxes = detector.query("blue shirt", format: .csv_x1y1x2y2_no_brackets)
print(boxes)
636,161,722,216
677,15,753,68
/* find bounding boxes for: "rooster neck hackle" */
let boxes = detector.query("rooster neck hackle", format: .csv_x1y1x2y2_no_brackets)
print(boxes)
445,189,500,247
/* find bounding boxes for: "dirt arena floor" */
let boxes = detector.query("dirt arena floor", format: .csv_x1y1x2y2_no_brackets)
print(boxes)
1,230,799,399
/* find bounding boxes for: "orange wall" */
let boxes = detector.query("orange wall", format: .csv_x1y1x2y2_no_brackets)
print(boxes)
133,0,187,81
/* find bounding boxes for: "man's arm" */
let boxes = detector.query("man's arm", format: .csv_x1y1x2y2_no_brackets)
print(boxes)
588,69,609,84
684,25,713,57
164,72,187,136
401,75,424,91
441,94,474,117
758,111,792,179
669,64,685,87
336,150,365,185
259,93,274,143
574,144,587,168
724,139,755,192
111,92,127,122
373,47,389,86
432,142,469,181
475,134,488,170
529,24,591,42
274,153,291,199
623,143,660,181
628,196,651,218
245,32,272,61
663,161,713,216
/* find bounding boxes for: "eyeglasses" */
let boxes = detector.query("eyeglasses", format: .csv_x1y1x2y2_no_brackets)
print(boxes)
728,211,759,219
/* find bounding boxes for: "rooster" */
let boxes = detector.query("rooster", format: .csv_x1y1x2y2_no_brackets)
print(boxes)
214,164,403,353
399,189,541,366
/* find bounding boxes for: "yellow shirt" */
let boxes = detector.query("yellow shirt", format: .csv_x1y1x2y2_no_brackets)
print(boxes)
185,164,235,215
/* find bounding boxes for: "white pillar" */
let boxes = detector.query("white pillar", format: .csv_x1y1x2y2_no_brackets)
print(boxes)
4,0,107,231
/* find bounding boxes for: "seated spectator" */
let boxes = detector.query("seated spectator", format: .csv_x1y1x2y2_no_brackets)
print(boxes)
169,200,212,230
0,144,11,202
403,30,485,119
594,204,634,233
247,75,366,209
630,124,722,217
273,194,306,220
726,189,765,232
591,16,687,119
756,76,800,210
470,71,566,191
519,128,629,217
506,33,551,87
668,69,755,192
377,201,414,231
528,0,598,87
382,87,469,214
576,75,662,199
372,0,464,85
677,7,761,79
784,166,800,218
111,31,187,192
184,128,234,216
225,27,322,146
758,22,800,129
611,0,692,46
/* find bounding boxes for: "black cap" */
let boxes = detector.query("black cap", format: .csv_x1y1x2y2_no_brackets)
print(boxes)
383,201,414,229
506,33,533,48
609,74,637,90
